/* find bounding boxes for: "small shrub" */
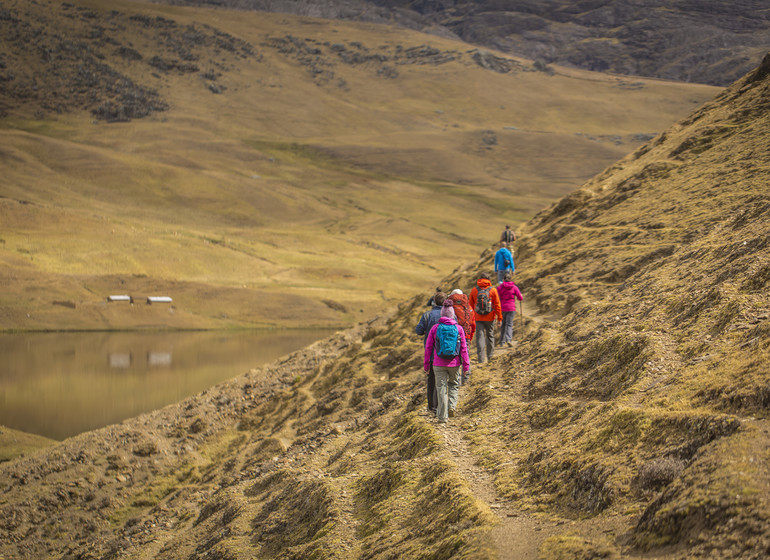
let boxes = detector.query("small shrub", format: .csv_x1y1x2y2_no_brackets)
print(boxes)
636,457,686,492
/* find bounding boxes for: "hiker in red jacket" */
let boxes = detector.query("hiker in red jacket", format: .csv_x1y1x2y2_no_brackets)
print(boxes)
447,289,475,383
468,272,502,363
447,289,476,342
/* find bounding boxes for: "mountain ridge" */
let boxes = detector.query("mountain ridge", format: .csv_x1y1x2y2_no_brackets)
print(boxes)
150,0,770,86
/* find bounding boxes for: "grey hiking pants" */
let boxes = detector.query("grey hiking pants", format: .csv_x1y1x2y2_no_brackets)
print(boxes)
476,320,495,363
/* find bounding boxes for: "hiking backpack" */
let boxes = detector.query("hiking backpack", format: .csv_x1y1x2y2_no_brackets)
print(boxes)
475,286,493,315
450,294,473,339
435,323,461,360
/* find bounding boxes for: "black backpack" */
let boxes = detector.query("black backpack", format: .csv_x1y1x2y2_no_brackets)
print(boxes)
475,287,493,314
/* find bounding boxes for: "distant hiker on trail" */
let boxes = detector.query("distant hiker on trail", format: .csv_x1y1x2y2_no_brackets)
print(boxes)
500,224,517,245
497,270,523,347
469,272,502,363
416,290,446,413
423,299,471,424
447,289,475,383
494,241,514,284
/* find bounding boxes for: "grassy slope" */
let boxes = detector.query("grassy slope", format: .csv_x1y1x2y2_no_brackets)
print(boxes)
0,52,767,560
0,0,719,330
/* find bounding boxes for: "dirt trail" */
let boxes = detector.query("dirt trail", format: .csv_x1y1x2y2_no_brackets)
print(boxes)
431,338,629,559
424,337,561,559
433,414,555,559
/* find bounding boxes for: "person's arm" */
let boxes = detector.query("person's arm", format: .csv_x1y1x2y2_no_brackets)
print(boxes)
492,288,503,322
415,312,427,336
459,325,471,373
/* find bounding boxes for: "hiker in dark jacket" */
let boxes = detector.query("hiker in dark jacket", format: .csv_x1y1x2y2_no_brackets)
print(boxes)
423,300,471,423
500,224,517,245
416,291,446,413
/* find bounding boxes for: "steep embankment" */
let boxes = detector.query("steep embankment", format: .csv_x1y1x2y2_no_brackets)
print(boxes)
0,0,718,331
2,52,767,558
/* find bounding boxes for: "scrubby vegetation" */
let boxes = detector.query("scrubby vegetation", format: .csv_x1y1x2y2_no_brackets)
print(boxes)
2,50,769,558
1,0,768,556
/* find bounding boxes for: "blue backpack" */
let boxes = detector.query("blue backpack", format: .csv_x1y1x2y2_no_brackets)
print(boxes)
436,323,460,360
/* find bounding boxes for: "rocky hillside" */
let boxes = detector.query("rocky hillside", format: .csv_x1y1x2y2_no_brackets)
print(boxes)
1,50,767,560
155,0,770,86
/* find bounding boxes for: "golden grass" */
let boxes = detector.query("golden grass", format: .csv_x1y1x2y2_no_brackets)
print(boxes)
0,0,720,331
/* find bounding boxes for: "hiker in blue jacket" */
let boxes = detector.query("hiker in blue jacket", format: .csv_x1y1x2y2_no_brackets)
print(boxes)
416,290,446,413
494,241,514,284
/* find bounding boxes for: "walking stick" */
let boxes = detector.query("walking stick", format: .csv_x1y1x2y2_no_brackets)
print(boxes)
519,301,524,330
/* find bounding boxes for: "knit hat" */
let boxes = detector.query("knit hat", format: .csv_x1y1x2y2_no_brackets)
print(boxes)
450,289,463,295
441,299,456,319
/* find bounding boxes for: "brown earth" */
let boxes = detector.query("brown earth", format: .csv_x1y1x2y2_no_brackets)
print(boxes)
1,53,768,560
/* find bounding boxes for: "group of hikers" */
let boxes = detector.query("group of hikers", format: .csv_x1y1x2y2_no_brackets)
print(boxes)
416,225,523,424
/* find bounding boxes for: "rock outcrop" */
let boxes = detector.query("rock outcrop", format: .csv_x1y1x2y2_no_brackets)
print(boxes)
165,0,770,86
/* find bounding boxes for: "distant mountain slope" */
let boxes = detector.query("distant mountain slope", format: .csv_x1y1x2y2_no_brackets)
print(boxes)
0,0,719,331
1,51,767,560
156,0,770,86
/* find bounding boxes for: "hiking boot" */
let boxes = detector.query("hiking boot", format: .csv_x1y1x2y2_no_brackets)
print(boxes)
448,408,456,418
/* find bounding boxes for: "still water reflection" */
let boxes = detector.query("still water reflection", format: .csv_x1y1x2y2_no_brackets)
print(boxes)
0,329,334,441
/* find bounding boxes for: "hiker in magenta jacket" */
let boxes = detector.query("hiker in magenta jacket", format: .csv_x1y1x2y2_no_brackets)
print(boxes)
423,300,471,423
497,270,523,346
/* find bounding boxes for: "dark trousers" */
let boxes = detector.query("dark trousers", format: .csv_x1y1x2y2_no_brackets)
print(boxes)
427,363,438,411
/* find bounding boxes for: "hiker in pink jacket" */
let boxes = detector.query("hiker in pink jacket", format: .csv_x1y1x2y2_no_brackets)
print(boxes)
497,270,523,347
424,300,471,423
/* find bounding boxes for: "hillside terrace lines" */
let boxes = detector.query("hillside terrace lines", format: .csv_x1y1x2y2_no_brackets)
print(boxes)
259,32,533,84
1,0,544,121
0,0,258,120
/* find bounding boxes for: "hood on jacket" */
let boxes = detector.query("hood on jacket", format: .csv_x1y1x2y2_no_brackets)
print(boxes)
476,278,492,289
438,316,457,325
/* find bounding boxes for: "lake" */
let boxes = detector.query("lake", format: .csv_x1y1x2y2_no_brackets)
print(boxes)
0,329,334,441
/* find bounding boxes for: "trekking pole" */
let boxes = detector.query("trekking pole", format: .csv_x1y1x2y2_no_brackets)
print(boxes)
519,301,524,330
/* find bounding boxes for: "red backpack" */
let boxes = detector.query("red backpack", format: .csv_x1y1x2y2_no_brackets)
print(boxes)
449,294,474,340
